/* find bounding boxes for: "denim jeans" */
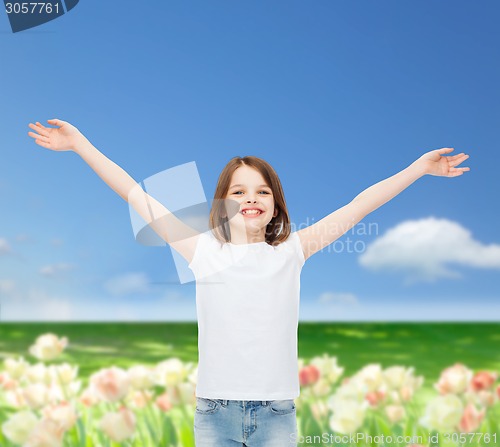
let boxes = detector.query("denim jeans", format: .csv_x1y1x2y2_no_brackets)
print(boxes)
194,398,298,446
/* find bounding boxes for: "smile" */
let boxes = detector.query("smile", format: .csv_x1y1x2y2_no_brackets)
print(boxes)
241,209,263,217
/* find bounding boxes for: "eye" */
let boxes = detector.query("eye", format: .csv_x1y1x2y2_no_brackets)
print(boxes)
230,190,270,195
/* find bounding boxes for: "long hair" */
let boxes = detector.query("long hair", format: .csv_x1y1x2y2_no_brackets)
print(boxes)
209,156,291,246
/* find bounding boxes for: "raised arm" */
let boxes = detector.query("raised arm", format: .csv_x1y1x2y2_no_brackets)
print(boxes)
296,147,470,261
27,119,200,263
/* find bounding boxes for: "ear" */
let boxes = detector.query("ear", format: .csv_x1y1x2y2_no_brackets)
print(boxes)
273,208,278,218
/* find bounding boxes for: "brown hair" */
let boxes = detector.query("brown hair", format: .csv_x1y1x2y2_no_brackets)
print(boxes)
209,156,291,246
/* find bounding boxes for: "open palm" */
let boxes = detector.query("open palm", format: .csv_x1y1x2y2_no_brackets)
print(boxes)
28,119,82,152
418,147,470,177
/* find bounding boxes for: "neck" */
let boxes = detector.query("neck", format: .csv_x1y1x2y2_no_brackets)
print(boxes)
229,229,266,245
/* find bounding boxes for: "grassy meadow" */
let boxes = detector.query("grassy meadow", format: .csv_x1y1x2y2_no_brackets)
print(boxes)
1,322,499,446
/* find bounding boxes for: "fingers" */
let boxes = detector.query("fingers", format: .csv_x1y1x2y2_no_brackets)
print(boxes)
437,147,454,154
447,153,467,161
34,139,51,149
28,122,50,137
47,118,64,127
448,154,469,167
27,131,51,148
28,130,50,144
35,121,49,130
448,167,470,177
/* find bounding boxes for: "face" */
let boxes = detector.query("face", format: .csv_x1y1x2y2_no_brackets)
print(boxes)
224,165,277,239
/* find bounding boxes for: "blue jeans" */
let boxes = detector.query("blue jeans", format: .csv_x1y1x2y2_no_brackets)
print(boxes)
194,398,298,446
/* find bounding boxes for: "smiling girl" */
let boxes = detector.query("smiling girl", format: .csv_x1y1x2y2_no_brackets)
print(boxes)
28,119,470,446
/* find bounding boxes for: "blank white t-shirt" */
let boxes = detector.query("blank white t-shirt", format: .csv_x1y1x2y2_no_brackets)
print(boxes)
188,230,306,400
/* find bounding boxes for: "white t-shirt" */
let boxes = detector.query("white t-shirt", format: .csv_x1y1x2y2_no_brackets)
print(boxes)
188,230,306,400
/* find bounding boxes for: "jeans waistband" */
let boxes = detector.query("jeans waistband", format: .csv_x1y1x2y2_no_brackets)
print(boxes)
220,400,270,406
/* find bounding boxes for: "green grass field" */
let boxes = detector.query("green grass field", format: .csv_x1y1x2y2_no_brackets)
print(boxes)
1,322,500,446
1,321,499,389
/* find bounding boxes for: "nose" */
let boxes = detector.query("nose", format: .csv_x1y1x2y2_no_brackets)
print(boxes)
246,197,257,203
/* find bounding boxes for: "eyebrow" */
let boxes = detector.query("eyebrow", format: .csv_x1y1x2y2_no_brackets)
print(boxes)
229,184,271,189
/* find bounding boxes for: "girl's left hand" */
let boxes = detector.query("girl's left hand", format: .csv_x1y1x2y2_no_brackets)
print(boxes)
415,147,470,177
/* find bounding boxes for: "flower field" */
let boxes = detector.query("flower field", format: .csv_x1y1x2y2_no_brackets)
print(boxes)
0,322,499,447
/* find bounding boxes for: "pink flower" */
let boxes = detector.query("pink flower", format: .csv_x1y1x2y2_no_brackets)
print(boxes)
469,371,497,392
42,402,78,431
155,392,173,412
90,367,130,403
459,403,485,433
0,373,17,391
435,363,473,395
400,386,413,401
365,390,386,407
79,386,100,407
299,365,320,386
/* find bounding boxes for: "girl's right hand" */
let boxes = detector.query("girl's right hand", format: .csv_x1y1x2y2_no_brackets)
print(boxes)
28,119,83,152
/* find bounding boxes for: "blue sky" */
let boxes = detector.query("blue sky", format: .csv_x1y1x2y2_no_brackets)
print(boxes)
0,0,499,321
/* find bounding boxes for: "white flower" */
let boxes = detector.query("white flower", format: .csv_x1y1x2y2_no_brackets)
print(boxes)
311,378,332,397
26,363,52,385
1,411,38,444
351,364,383,392
24,418,64,447
310,354,344,384
420,394,464,431
328,379,367,406
49,363,78,385
166,382,196,405
127,365,155,390
329,399,368,434
5,389,26,408
154,358,189,387
383,366,408,389
4,357,29,380
29,334,68,361
23,383,50,410
99,407,136,442
42,402,78,431
385,404,406,423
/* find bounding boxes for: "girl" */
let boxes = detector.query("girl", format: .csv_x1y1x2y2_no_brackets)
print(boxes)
28,119,470,446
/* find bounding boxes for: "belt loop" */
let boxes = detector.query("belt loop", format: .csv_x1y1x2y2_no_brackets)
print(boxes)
261,400,266,406
223,399,228,406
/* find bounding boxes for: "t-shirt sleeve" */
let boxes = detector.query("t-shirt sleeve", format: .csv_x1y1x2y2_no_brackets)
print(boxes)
288,232,306,268
187,231,215,272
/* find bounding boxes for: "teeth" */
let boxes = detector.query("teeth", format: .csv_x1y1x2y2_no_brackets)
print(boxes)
242,210,261,215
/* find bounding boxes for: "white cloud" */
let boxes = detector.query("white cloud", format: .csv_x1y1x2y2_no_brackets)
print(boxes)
103,272,151,296
0,286,196,321
50,238,64,247
39,263,75,278
314,291,360,318
319,292,359,306
16,234,33,243
300,296,500,322
1,287,74,321
0,238,12,255
358,216,500,283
